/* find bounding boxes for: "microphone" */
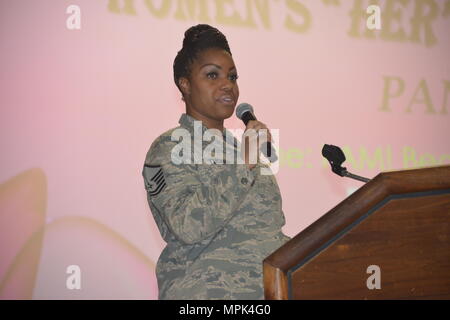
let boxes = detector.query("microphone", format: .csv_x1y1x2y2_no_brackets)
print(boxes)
236,103,278,163
322,144,370,183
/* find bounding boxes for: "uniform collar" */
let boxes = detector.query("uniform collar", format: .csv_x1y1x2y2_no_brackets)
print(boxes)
178,113,208,134
178,113,238,148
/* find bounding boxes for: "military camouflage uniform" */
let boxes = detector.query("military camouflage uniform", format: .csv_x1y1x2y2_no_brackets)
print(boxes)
142,113,290,300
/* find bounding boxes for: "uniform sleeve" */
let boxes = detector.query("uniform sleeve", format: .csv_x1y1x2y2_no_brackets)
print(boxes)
142,143,257,245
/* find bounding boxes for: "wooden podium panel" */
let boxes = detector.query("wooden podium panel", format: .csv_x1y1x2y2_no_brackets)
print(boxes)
264,165,450,299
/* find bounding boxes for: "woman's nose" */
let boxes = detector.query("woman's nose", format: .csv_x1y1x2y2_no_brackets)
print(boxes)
220,78,234,91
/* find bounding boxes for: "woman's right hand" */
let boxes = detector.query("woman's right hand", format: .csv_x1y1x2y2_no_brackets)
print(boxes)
241,120,272,170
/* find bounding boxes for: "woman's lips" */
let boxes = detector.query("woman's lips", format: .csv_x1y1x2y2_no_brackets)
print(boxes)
218,96,235,105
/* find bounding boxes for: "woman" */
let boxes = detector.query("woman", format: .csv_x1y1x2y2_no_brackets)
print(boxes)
142,24,290,299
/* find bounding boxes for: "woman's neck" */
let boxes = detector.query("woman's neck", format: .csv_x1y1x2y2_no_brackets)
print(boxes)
186,109,224,132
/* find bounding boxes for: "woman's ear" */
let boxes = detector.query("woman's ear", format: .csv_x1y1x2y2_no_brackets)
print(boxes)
178,77,190,97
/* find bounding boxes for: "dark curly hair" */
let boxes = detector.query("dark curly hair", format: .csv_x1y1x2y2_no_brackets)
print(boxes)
173,24,232,99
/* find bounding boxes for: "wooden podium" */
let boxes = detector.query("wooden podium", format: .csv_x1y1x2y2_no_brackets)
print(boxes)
263,165,450,299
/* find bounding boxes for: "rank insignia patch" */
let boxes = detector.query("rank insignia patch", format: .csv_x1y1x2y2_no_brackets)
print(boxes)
143,165,166,196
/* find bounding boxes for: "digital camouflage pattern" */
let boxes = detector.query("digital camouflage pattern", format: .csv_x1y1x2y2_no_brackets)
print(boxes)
142,113,290,299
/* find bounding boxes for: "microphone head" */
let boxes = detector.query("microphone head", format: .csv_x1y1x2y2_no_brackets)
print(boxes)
322,144,346,165
236,103,254,120
322,144,347,176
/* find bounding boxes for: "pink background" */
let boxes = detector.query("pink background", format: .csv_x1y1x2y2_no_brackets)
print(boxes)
0,0,449,299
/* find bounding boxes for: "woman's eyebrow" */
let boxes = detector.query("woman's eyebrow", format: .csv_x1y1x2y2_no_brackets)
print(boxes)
200,63,236,71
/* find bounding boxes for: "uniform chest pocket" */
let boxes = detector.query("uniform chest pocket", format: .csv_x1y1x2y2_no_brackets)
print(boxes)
253,174,282,205
197,163,231,186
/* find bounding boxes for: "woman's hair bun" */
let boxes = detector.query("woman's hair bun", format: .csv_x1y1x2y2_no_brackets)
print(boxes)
182,24,223,49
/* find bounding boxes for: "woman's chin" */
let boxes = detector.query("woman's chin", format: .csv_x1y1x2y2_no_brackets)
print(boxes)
219,111,234,121
216,105,236,119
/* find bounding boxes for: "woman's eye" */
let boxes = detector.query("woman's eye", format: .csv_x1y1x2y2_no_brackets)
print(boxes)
206,72,238,81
